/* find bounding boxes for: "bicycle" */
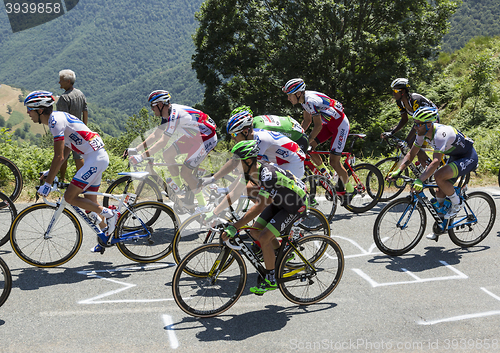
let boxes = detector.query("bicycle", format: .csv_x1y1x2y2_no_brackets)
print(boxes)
0,156,23,206
373,175,496,256
0,191,17,247
171,205,331,271
171,218,344,318
0,255,12,308
376,135,470,202
303,133,384,219
103,157,234,215
9,172,179,268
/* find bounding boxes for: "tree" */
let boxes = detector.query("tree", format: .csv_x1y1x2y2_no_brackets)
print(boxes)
192,0,459,136
6,105,12,114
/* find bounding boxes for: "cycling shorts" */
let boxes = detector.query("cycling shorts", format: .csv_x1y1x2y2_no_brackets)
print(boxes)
447,147,478,183
295,133,309,154
256,202,307,237
71,149,109,192
314,116,350,155
172,132,218,169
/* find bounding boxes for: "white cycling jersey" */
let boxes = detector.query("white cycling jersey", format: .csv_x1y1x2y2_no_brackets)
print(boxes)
49,111,104,155
253,128,305,178
301,91,344,125
160,104,216,137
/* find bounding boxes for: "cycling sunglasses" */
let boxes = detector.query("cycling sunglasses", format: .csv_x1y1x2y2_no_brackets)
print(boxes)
413,120,426,127
27,107,38,112
230,132,238,138
392,89,402,94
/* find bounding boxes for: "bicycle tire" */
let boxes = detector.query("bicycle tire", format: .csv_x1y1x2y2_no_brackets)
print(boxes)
345,163,384,213
0,156,23,206
373,197,426,256
302,174,337,222
103,176,163,208
374,157,408,202
448,191,496,247
172,243,247,318
0,256,12,308
116,201,178,262
10,203,83,267
171,213,231,268
278,235,344,305
283,207,331,269
0,191,17,247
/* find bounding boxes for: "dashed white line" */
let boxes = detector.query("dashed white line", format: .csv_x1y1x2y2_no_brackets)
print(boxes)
162,314,179,349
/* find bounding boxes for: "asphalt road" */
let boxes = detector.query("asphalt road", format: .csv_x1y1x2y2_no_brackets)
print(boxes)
1,186,500,353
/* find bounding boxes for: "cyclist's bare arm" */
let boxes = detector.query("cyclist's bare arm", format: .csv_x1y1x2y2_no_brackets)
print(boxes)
212,158,240,182
135,127,164,153
308,114,323,144
385,112,409,138
233,193,270,230
45,141,71,184
301,111,312,131
212,177,247,215
399,143,420,171
418,152,442,182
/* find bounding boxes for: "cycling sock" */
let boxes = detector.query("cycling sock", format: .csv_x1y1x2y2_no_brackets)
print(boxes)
337,179,345,192
195,191,206,206
345,182,354,193
436,197,445,206
172,176,183,188
448,192,460,205
265,269,276,284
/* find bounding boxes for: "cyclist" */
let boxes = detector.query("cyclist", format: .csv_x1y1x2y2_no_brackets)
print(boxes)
388,107,477,240
282,78,353,206
24,91,116,253
125,90,217,213
202,107,305,219
221,140,308,295
235,106,309,152
382,78,439,168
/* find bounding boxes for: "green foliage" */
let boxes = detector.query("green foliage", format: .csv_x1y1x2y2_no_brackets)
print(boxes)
442,0,500,52
192,0,459,150
0,0,205,137
7,110,24,126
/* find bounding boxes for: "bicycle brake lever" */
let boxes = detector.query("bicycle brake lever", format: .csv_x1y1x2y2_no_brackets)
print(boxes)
225,239,242,250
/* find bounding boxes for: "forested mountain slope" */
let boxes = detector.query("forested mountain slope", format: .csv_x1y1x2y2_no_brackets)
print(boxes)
0,0,204,135
442,0,500,52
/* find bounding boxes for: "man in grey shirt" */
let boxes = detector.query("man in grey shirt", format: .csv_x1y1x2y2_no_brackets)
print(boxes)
56,69,88,181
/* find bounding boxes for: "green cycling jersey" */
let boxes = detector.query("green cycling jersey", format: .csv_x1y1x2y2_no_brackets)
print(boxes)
253,115,304,142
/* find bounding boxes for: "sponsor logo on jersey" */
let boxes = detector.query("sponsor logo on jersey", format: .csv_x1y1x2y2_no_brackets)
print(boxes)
276,149,290,158
69,133,83,145
81,167,97,181
261,167,272,182
459,158,475,171
49,117,57,128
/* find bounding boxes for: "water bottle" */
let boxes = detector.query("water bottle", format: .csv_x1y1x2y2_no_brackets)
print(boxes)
430,198,440,211
87,211,102,225
166,177,181,193
289,226,303,241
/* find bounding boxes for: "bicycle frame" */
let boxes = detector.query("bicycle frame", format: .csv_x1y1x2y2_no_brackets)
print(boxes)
396,183,475,234
41,185,151,247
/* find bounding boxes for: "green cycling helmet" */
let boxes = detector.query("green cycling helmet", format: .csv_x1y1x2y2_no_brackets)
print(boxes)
413,106,439,123
231,140,259,160
230,105,253,118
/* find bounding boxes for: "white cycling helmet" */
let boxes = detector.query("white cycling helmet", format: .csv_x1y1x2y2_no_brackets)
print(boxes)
227,108,253,135
24,91,55,108
390,78,410,90
282,78,306,94
148,90,171,105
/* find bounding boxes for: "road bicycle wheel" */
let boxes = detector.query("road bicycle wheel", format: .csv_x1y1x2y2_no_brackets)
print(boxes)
115,201,178,262
448,191,496,247
0,156,23,206
278,235,344,305
375,157,408,202
302,174,337,222
10,203,83,267
0,256,12,308
345,163,384,213
171,213,231,267
172,243,247,318
373,197,426,256
0,191,17,247
102,175,163,208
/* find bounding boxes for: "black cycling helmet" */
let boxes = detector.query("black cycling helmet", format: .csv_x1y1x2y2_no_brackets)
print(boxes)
231,140,259,160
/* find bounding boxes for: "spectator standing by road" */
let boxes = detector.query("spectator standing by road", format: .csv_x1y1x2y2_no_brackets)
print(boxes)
56,69,88,181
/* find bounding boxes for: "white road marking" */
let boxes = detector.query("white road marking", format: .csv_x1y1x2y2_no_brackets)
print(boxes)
77,263,175,304
417,288,500,325
162,314,179,349
352,261,468,287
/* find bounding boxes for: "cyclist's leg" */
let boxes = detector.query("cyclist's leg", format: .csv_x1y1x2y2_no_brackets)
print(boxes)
295,133,309,153
328,118,350,189
182,132,218,192
163,140,183,186
310,124,331,167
